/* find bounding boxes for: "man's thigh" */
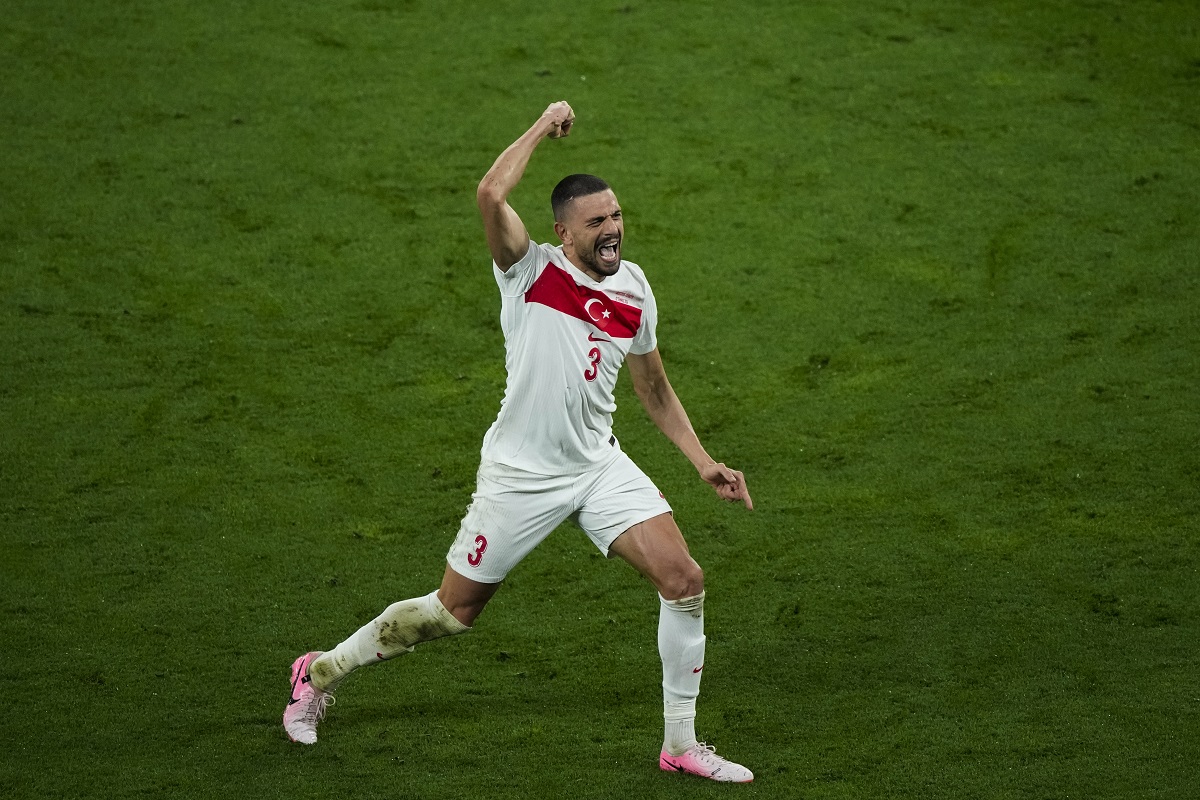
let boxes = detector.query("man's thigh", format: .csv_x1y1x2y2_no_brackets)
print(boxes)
607,511,703,598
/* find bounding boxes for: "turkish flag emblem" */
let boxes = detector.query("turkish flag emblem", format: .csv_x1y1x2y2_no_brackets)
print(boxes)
525,264,641,337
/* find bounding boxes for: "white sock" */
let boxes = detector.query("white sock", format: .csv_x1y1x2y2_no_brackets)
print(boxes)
308,591,468,692
658,591,705,755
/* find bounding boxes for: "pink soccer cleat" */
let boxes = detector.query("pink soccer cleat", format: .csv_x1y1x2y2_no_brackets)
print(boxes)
283,651,335,744
659,742,754,783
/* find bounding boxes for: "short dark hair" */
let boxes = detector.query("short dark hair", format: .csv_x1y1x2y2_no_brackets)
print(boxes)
551,174,610,221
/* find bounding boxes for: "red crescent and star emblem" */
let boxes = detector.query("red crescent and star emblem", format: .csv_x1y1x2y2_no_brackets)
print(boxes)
584,298,612,325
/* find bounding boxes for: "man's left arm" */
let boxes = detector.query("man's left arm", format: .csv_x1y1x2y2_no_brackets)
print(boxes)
626,349,753,510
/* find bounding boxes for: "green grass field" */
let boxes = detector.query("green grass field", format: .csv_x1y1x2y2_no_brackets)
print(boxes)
3,1,1198,797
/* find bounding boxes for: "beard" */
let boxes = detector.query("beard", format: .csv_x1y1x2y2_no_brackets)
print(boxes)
583,235,621,276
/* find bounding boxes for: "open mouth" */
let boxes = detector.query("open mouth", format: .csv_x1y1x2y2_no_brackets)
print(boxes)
597,239,620,267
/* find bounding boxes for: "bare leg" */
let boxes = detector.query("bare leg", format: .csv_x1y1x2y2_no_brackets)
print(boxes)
437,563,502,627
608,512,703,599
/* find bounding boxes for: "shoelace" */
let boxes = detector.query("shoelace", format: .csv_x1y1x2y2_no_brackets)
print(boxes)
690,743,728,766
301,692,336,725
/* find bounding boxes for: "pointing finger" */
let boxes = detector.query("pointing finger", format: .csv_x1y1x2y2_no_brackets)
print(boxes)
733,471,753,510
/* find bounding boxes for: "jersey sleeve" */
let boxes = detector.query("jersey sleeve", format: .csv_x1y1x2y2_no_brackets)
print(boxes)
493,240,545,296
629,280,658,355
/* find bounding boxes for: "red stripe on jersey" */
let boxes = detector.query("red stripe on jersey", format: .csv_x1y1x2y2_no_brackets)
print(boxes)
524,264,642,338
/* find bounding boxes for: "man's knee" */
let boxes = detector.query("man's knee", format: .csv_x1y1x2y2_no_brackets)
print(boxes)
658,559,704,601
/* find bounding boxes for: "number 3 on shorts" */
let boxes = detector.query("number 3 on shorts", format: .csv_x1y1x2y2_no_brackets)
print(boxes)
467,534,488,567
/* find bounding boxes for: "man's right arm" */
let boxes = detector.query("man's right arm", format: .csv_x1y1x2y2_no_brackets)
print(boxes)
477,101,575,272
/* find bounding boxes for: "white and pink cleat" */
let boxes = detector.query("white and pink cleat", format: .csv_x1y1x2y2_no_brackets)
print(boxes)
659,742,754,783
283,651,334,744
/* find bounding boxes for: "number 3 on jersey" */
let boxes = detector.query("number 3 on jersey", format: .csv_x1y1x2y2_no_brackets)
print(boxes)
584,346,601,382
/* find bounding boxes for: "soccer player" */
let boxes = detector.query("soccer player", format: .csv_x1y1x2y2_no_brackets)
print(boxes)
284,101,755,783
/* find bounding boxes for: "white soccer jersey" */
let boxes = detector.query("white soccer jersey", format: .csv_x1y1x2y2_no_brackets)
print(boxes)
479,240,659,475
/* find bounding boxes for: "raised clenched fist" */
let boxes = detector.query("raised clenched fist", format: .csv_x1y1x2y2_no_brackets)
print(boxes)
543,101,574,139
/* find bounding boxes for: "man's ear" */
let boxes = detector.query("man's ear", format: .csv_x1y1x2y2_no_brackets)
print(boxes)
554,220,569,245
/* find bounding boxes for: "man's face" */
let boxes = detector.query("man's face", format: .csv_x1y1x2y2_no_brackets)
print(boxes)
555,189,624,281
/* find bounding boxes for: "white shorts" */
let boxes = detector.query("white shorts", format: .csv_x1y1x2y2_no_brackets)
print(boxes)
446,450,673,584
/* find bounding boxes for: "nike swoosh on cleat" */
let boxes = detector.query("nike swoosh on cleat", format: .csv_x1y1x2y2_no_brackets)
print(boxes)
288,663,310,702
666,760,686,773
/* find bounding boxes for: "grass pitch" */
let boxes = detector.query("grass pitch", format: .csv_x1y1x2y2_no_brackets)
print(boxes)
2,1,1198,798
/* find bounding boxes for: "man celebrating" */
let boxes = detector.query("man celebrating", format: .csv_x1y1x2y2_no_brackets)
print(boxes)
284,101,754,783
